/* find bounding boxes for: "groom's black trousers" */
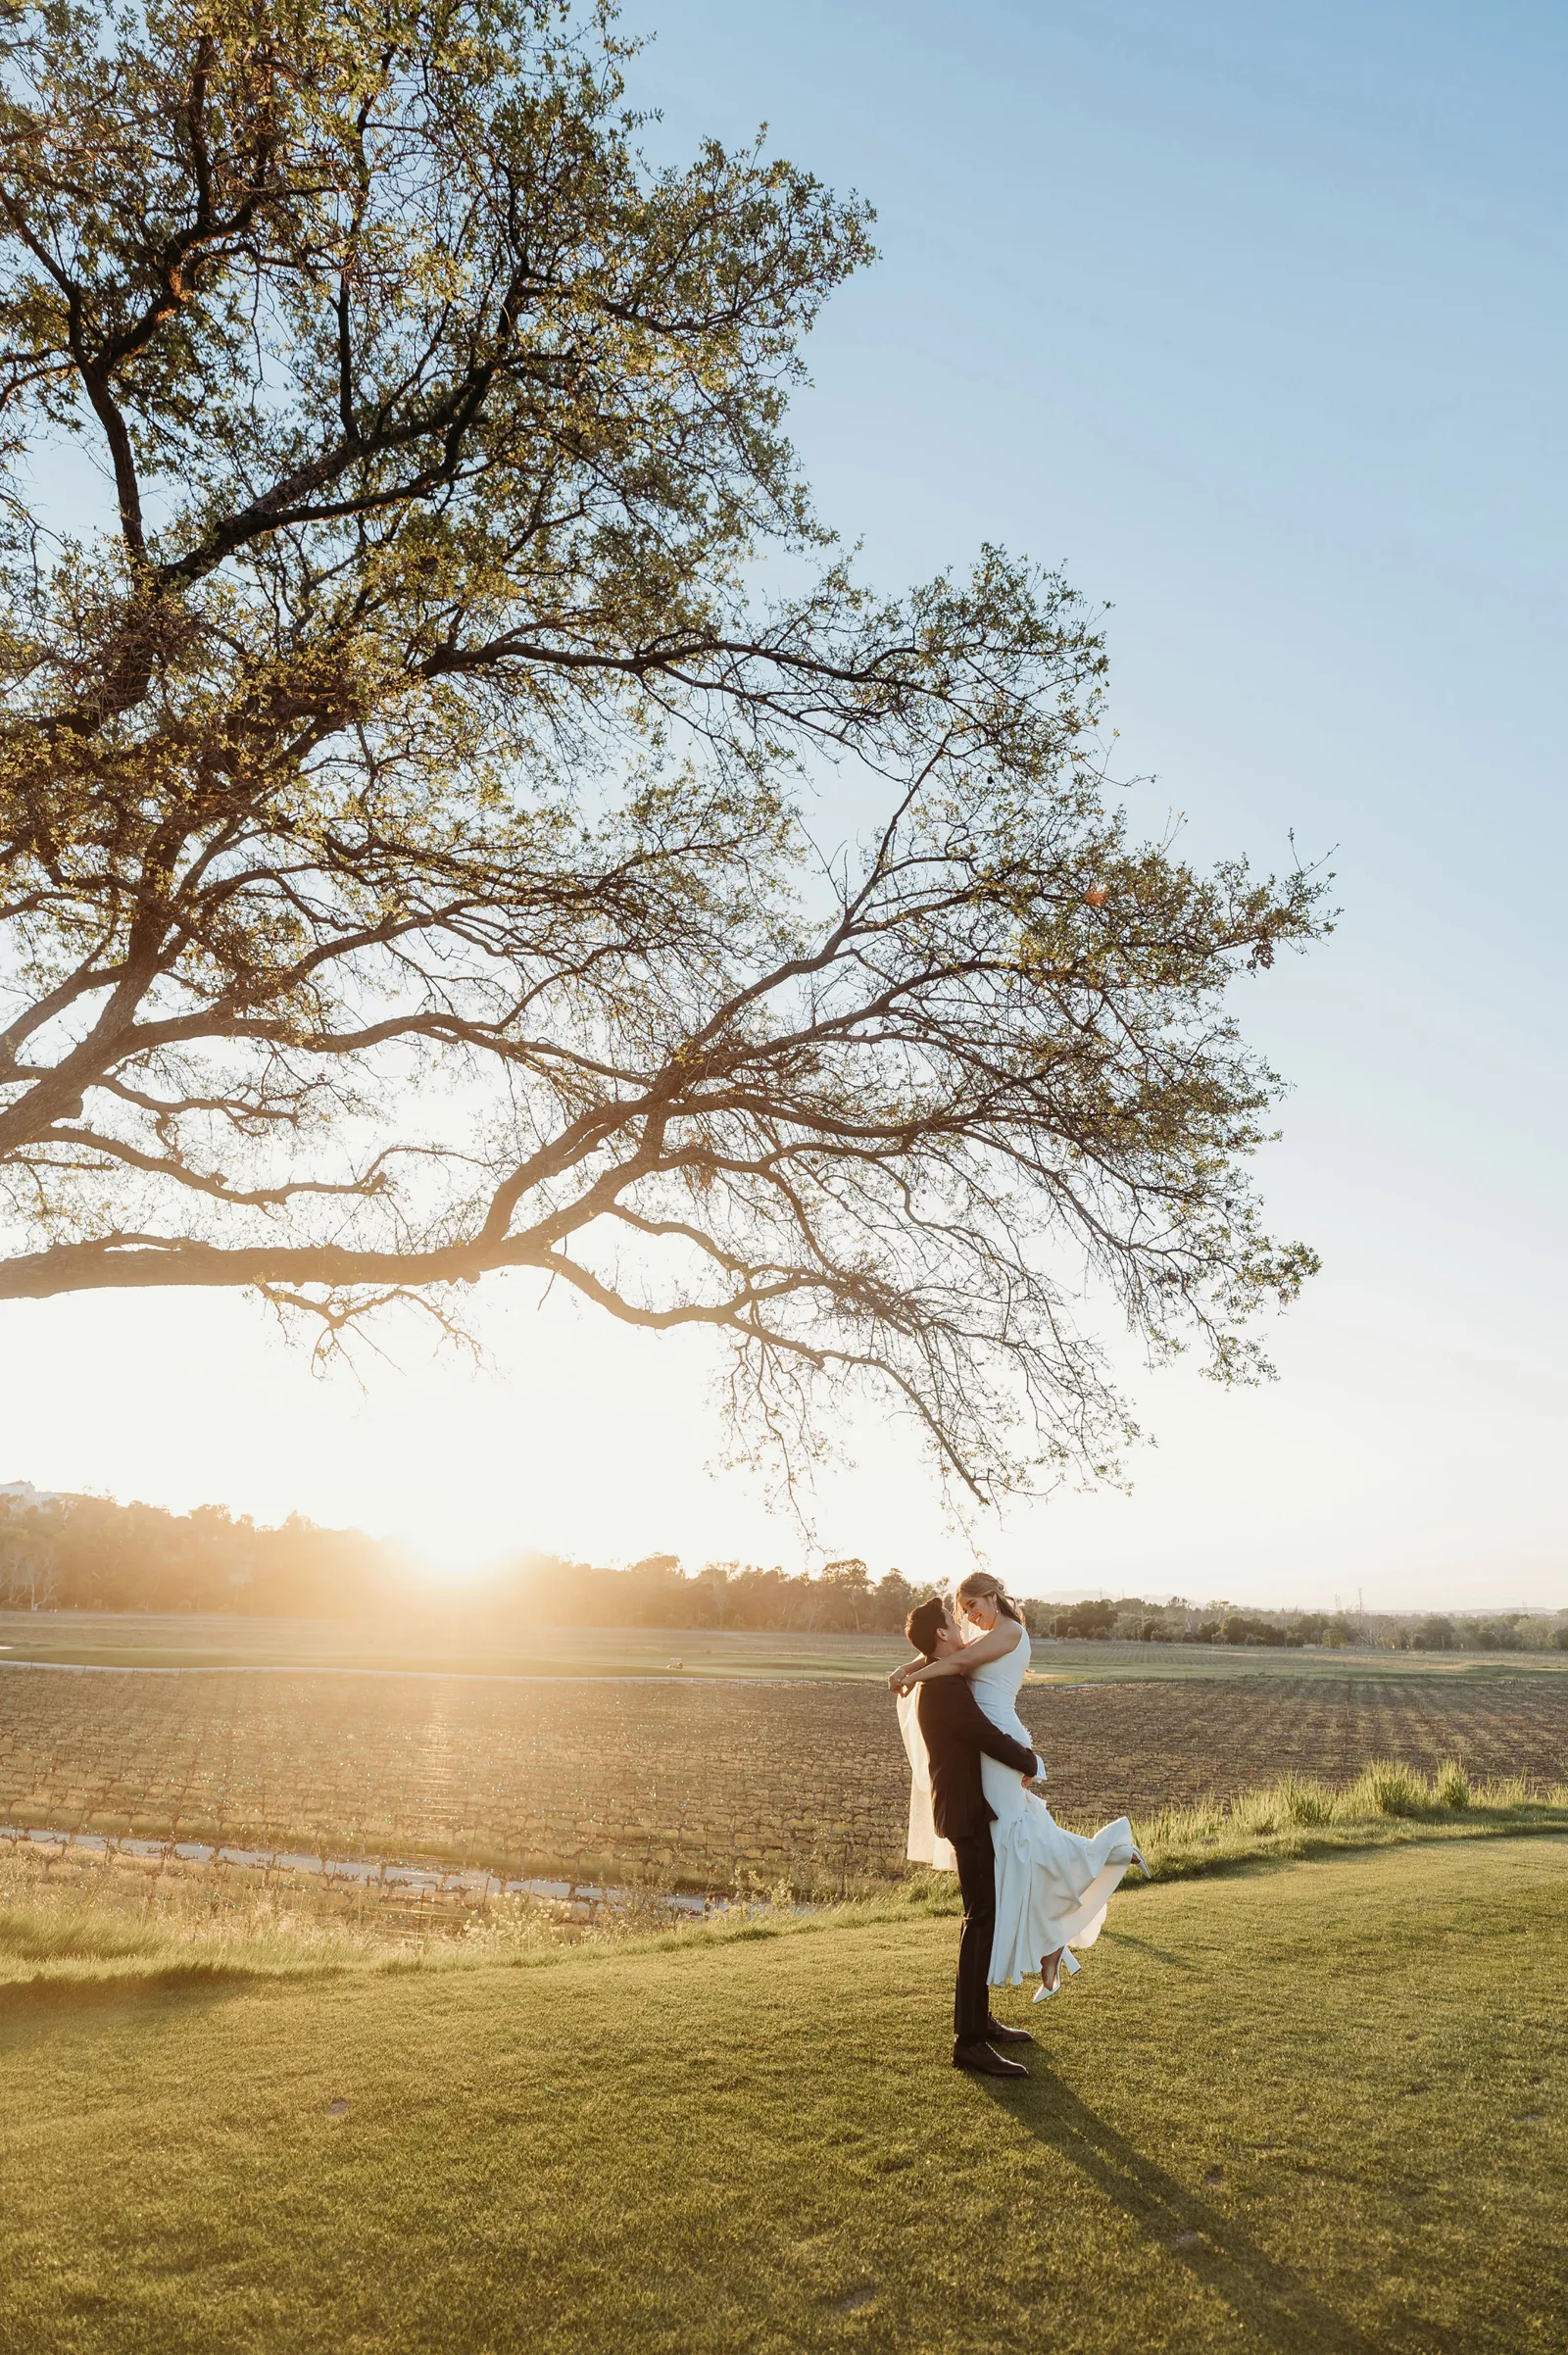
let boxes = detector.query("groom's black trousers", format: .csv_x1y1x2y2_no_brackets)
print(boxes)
951,1831,997,2042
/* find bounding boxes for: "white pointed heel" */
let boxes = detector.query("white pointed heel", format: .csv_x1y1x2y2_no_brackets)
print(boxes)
1060,1947,1082,1977
1034,1947,1065,2002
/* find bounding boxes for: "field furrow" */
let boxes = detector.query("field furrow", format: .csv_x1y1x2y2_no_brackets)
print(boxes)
5,1668,1567,1891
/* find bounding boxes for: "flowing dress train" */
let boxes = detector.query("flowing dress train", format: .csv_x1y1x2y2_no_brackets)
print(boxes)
968,1624,1142,1985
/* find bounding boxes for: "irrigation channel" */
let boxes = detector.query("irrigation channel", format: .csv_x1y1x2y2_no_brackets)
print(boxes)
0,1821,746,1921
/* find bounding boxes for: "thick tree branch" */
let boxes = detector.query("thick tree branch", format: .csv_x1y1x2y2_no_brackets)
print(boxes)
0,0,1329,1509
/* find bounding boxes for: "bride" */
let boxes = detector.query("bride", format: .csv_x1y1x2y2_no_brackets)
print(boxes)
893,1572,1147,1998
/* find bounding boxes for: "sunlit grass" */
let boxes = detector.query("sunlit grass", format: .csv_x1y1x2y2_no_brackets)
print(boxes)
3,1839,1567,2352
1130,1759,1568,1879
6,1762,1566,1997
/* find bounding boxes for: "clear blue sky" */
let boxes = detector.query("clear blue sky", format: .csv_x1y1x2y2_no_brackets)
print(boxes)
5,0,1564,1606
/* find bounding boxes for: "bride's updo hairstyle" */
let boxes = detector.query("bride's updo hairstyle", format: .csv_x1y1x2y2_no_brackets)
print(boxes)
955,1571,1023,1625
905,1596,947,1660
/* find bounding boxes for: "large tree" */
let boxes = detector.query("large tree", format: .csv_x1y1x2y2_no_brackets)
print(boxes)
0,0,1326,1500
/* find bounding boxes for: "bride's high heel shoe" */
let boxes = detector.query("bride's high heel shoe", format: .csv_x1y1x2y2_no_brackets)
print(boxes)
1033,1948,1064,2003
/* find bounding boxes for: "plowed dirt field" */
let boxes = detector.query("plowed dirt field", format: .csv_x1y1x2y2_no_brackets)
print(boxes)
4,1667,1566,1889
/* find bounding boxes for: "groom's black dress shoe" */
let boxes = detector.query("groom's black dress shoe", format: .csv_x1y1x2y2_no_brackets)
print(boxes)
982,2016,1034,2045
953,2038,1029,2080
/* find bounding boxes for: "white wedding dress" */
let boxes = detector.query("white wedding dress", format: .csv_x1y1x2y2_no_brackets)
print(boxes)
899,1620,1143,1988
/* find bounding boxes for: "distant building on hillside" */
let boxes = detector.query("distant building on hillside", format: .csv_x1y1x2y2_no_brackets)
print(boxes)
0,1481,63,1509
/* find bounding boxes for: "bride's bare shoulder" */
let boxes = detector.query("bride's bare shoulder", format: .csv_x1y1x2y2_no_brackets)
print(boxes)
962,1615,1027,1663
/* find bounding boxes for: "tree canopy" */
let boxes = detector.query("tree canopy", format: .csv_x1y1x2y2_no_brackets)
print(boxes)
0,0,1328,1502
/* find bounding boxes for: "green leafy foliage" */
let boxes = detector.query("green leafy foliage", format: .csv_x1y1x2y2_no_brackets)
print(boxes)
0,0,1328,1501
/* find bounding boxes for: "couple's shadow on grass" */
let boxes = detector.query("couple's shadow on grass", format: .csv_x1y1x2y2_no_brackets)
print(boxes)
976,2068,1464,2355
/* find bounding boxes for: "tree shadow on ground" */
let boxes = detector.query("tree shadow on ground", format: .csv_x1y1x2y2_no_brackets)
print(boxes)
979,2070,1469,2355
0,1959,295,2045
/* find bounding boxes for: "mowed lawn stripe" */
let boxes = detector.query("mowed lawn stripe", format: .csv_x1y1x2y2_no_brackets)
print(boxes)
2,1838,1565,2353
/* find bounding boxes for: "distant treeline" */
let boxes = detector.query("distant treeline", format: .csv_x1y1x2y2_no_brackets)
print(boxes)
0,1489,399,1616
537,1571,1568,1653
1,1488,1562,1651
1047,1598,1568,1653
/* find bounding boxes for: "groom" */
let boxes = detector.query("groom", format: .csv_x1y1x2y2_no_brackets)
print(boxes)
901,1596,1046,2081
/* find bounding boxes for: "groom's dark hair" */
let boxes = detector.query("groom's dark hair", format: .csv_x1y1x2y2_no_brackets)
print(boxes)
905,1595,947,1660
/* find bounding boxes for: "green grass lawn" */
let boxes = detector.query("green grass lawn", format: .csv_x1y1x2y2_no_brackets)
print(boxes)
3,1837,1565,2352
5,1607,1565,1683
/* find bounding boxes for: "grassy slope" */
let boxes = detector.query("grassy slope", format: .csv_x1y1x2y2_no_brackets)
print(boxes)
5,1609,1566,1683
2,1839,1565,2354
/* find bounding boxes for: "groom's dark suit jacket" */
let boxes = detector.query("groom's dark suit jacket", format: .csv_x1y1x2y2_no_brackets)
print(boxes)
916,1679,1041,1843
